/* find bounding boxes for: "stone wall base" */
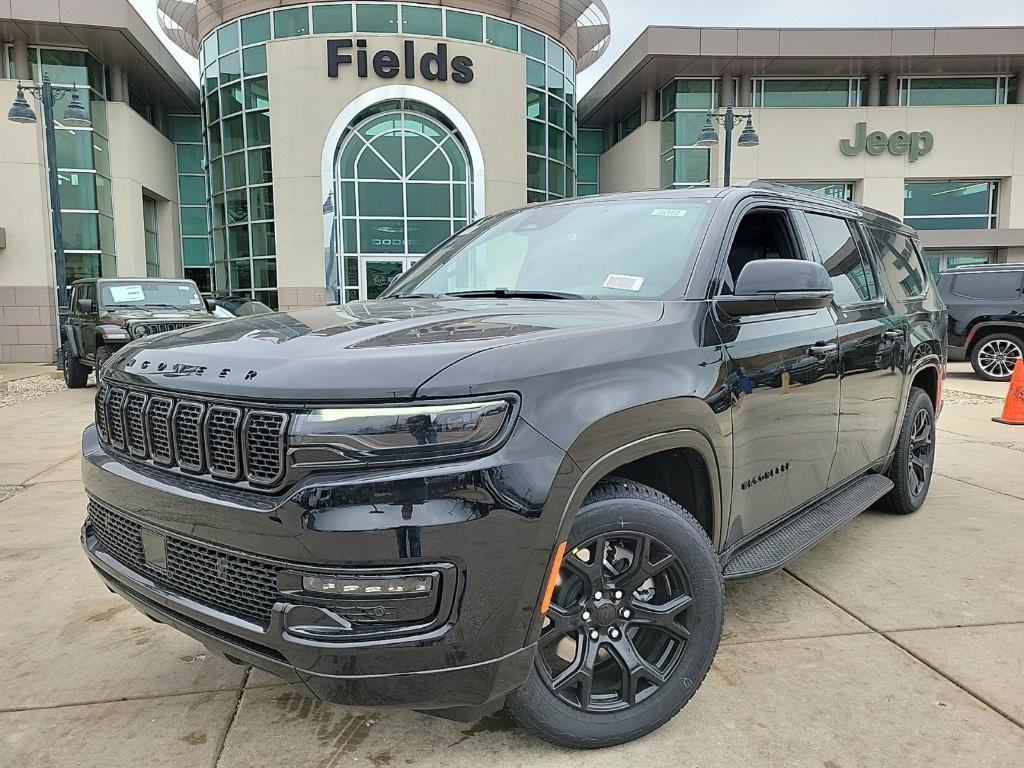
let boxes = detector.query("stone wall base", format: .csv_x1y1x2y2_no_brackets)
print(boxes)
1,286,57,363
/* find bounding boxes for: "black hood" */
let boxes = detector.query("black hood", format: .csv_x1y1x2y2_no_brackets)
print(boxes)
104,298,665,401
105,308,214,321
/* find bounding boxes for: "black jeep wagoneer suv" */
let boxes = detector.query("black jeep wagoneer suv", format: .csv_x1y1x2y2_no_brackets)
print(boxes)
82,184,945,748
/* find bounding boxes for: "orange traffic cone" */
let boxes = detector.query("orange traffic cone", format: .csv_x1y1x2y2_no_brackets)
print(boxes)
992,358,1024,425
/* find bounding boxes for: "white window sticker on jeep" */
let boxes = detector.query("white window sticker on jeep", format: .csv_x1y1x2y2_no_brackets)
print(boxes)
651,209,687,217
603,274,645,292
108,285,145,302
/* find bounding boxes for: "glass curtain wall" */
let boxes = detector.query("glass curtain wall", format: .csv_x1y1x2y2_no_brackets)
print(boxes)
25,47,115,286
199,2,578,306
752,78,864,107
575,129,604,196
143,196,160,277
904,181,999,230
659,79,718,188
899,76,1017,106
165,115,210,291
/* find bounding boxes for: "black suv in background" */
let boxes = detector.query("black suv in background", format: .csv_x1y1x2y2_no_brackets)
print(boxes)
938,263,1024,381
62,278,217,388
80,185,945,749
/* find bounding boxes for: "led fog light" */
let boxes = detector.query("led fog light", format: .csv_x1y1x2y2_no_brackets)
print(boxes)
301,574,434,597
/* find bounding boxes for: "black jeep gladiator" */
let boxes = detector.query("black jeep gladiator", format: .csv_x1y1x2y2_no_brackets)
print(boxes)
62,277,217,388
80,185,946,748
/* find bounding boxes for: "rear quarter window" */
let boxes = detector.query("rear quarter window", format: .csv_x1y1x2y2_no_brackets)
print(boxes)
868,227,928,300
950,272,1024,300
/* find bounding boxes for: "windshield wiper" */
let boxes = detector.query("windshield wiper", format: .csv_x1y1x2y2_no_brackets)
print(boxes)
144,303,190,310
443,289,583,300
388,292,444,299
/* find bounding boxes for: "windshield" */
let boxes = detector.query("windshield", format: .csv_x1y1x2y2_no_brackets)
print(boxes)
100,281,204,310
385,199,717,300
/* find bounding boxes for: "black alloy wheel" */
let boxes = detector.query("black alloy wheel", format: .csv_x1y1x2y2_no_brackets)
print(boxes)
907,408,933,497
880,386,935,515
537,531,692,712
507,480,723,749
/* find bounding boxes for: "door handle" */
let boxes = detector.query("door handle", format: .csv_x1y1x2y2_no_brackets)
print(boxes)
809,342,838,356
882,330,903,341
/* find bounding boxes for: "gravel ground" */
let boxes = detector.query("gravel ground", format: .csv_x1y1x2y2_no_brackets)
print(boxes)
0,373,87,408
941,387,1004,407
0,485,24,503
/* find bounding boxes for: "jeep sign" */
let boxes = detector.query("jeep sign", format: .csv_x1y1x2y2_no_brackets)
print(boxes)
840,122,934,161
327,39,474,84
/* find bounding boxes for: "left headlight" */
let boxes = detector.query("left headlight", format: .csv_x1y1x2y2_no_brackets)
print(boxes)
289,397,518,465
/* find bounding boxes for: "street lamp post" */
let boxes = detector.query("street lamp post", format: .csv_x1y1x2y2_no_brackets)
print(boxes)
8,75,92,368
696,101,760,187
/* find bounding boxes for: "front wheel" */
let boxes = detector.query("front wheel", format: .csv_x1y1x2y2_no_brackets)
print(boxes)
880,387,935,515
970,333,1022,382
62,342,90,389
507,480,723,749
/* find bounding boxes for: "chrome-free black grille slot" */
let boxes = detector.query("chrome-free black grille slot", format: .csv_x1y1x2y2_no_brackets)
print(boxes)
95,383,110,443
87,500,280,627
97,386,288,489
146,397,174,465
106,387,127,450
173,401,205,472
124,391,148,458
206,406,242,479
244,412,287,485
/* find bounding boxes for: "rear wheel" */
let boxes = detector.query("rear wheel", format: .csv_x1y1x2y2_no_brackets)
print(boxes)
507,480,723,749
62,342,90,389
970,333,1022,381
880,387,935,515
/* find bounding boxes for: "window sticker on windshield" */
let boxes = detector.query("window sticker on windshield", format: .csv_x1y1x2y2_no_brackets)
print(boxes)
108,285,145,302
189,298,202,305
651,209,687,217
177,285,191,291
603,274,645,292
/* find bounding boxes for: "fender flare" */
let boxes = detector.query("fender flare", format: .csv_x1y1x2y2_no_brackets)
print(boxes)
61,324,80,359
554,429,723,548
965,321,1024,350
525,427,725,644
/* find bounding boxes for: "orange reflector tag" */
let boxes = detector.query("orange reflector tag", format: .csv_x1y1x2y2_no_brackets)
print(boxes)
539,541,567,614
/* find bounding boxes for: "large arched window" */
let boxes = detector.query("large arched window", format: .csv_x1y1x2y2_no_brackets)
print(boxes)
333,100,472,301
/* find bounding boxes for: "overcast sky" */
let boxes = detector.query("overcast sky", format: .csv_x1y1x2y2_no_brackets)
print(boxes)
132,0,1024,95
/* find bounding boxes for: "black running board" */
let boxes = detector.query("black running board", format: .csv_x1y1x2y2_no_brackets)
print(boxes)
723,473,894,580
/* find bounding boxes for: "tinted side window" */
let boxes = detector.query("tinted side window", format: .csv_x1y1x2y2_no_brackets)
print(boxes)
869,228,927,299
951,272,1023,300
804,213,878,305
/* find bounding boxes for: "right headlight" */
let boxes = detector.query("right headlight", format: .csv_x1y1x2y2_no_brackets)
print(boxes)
288,397,518,466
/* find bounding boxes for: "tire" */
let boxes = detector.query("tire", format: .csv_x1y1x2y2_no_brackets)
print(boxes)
94,345,112,372
880,387,935,515
506,479,723,749
970,332,1023,382
62,342,90,389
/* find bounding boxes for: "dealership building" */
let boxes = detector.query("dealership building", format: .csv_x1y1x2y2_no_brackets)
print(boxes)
2,1,1023,364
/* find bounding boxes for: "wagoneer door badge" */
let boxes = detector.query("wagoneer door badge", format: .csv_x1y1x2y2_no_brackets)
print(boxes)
741,462,791,491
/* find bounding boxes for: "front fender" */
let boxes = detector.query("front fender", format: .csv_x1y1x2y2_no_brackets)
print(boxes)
96,324,132,344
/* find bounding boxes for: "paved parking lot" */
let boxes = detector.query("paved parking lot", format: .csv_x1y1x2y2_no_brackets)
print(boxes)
1,363,1022,767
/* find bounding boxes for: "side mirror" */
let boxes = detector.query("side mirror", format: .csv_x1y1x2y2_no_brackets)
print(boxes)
717,259,834,317
76,298,93,313
205,298,218,313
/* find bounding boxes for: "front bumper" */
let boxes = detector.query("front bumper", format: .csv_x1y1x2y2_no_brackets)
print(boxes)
80,419,576,717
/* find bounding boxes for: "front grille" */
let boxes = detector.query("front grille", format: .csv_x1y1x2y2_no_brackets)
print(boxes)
95,386,287,488
130,321,203,339
88,500,281,626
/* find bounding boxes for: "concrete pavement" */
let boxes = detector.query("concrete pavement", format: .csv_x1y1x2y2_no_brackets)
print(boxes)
1,373,1022,767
